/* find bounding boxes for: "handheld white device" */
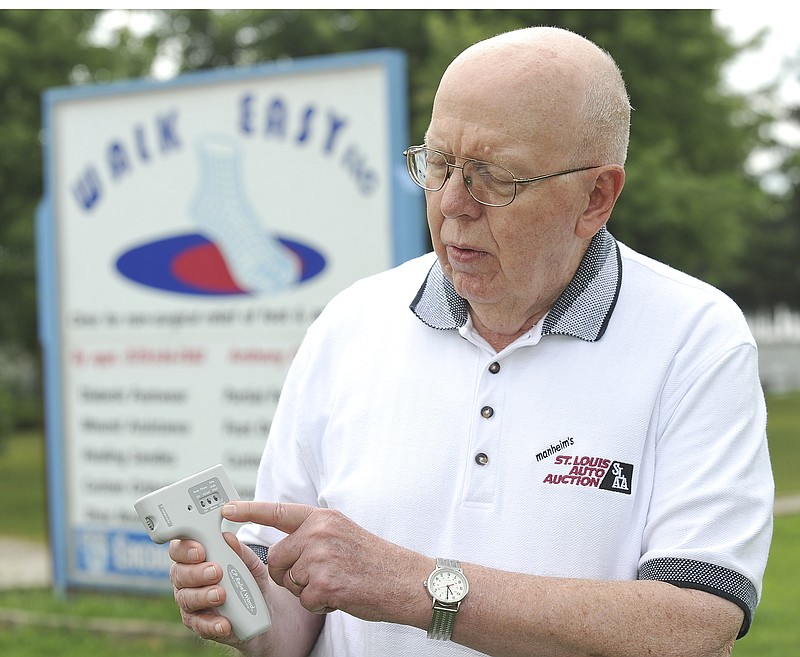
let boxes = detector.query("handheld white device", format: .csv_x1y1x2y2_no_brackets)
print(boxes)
133,464,272,640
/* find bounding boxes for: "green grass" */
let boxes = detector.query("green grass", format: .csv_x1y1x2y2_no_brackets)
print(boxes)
0,429,47,541
732,513,800,656
765,391,800,495
0,588,183,623
0,580,229,656
0,390,798,654
0,627,226,657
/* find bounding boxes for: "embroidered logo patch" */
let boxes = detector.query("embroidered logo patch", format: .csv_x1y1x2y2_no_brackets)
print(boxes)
543,455,633,495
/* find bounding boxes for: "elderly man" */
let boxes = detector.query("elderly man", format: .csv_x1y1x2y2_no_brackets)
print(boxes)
169,26,773,657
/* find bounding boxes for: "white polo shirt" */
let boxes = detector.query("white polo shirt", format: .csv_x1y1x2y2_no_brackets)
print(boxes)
239,227,773,656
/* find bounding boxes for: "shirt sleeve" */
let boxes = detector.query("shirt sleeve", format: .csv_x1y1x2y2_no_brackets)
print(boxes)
638,340,773,638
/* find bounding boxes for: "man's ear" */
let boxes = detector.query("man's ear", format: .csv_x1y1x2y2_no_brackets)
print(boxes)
575,165,625,239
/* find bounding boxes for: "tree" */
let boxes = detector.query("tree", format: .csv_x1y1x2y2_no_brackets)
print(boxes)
727,102,800,311
0,9,157,433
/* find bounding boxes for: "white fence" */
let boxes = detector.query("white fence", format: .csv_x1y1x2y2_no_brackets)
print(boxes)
747,306,800,393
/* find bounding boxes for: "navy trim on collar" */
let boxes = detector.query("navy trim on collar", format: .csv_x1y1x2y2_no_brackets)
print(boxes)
409,226,622,343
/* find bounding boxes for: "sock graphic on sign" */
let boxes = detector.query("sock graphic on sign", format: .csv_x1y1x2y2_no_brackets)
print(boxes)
190,135,298,293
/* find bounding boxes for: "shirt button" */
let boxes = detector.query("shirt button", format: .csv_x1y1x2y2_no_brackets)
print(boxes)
481,406,494,419
475,452,489,466
488,362,500,374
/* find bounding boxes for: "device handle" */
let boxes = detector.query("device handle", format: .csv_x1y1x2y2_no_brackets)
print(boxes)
203,530,272,640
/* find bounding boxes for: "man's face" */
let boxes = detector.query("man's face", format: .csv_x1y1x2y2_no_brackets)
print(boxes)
424,66,591,324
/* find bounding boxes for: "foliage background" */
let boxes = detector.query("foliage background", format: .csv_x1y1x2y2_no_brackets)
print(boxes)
0,8,798,437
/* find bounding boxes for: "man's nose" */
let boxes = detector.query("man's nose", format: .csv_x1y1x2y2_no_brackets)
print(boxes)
438,166,482,217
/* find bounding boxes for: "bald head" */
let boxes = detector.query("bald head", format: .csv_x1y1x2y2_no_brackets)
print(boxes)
431,26,631,166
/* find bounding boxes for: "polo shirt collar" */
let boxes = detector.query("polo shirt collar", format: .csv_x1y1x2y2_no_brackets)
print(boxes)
409,226,622,343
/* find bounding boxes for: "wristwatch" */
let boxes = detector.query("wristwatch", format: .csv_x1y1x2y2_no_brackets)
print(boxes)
424,558,469,640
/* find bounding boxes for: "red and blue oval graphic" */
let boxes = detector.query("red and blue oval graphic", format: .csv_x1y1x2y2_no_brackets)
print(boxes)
115,232,326,296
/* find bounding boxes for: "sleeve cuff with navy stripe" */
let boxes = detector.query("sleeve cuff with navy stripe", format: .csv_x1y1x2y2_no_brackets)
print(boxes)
639,557,757,638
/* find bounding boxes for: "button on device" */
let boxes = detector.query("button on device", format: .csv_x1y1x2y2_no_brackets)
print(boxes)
475,452,489,466
481,406,494,419
488,362,500,374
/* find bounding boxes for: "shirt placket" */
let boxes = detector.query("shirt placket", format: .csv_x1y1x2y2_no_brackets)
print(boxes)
461,355,506,508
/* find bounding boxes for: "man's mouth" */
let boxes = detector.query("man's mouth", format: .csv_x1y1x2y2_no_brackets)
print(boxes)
446,244,488,264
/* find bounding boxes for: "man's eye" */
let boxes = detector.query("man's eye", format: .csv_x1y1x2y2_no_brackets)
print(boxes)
474,165,496,179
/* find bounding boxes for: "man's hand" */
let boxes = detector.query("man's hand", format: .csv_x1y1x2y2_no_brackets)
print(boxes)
169,532,268,645
222,501,431,626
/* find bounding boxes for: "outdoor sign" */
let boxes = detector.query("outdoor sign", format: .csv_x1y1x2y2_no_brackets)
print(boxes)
37,50,425,592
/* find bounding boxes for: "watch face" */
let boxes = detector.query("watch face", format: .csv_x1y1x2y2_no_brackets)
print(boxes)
427,567,469,603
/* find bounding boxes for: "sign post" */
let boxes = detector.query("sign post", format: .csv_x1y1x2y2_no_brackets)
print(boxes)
38,50,425,592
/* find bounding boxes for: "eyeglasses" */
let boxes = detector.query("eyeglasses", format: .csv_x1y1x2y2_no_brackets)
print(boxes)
404,145,602,207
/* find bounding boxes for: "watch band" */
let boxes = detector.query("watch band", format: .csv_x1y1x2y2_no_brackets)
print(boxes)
429,601,459,640
427,558,464,641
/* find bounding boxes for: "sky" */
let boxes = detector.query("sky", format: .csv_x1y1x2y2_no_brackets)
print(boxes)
713,5,799,186
715,6,799,103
